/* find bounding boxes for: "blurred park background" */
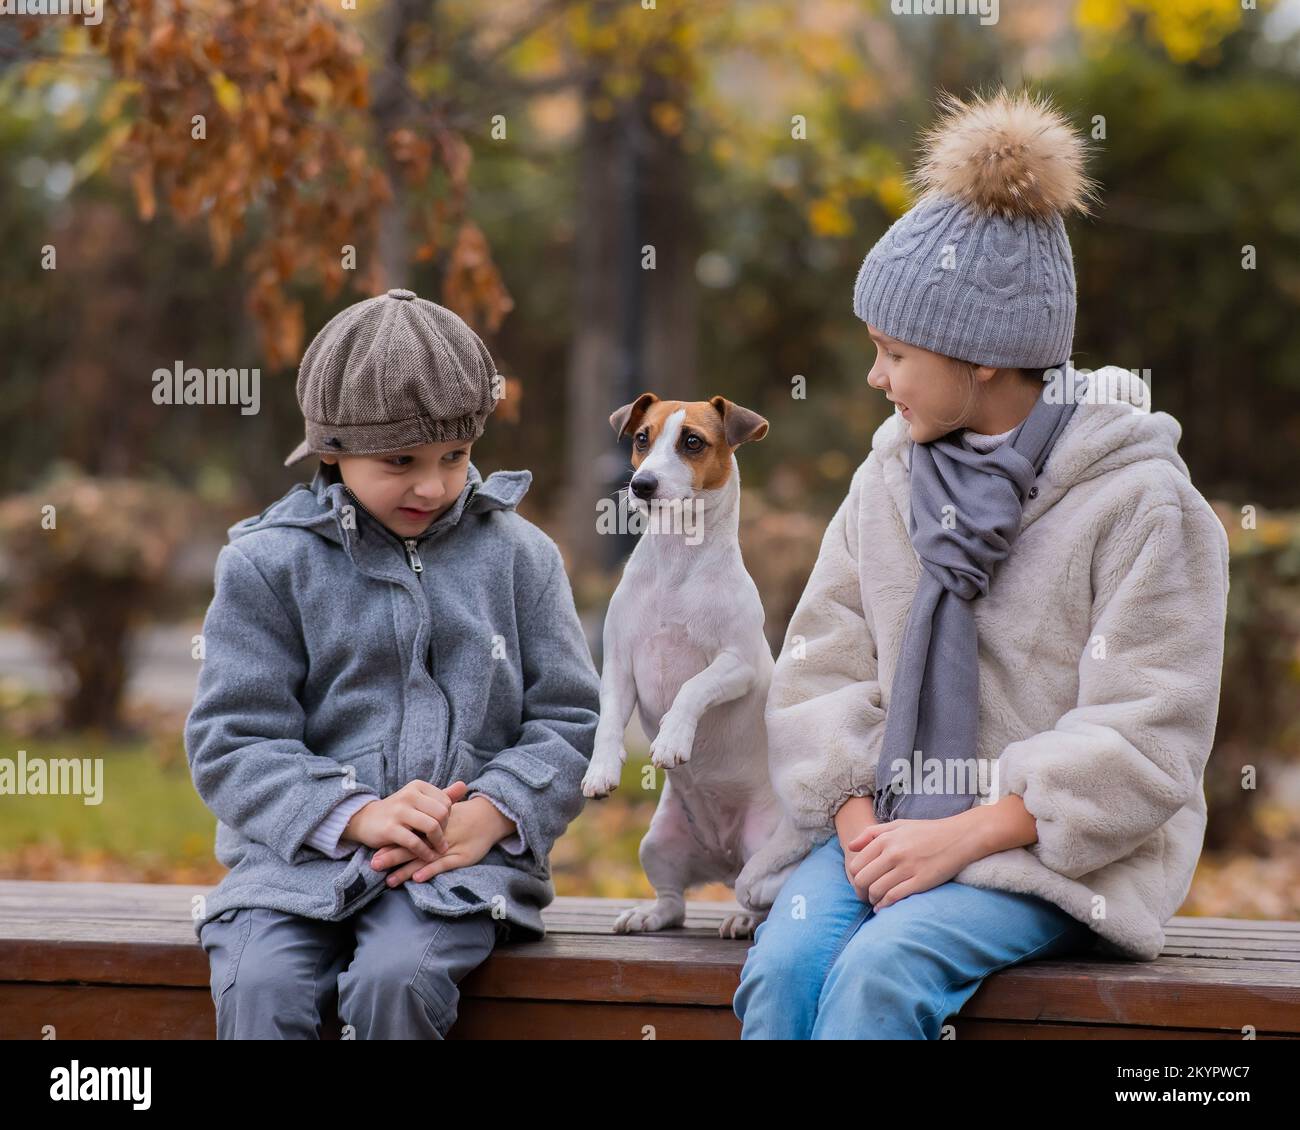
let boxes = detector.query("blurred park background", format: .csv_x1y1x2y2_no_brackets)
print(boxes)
1,0,1299,921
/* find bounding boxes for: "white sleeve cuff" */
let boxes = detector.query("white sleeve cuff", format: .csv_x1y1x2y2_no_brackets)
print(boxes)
304,792,374,859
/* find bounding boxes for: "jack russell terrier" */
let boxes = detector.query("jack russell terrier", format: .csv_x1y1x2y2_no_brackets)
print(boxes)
581,393,815,939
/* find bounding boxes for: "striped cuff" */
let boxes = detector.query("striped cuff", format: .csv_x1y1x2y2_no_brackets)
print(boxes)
305,792,375,859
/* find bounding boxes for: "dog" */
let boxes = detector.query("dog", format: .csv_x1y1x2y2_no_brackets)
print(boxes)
581,393,815,939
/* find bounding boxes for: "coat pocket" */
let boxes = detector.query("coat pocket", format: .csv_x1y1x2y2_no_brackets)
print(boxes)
486,748,557,789
306,741,385,793
453,741,557,790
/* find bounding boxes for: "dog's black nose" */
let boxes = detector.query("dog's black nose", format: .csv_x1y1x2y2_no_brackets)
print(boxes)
630,473,658,500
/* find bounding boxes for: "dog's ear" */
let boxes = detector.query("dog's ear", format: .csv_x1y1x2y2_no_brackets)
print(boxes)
709,396,769,447
610,392,659,440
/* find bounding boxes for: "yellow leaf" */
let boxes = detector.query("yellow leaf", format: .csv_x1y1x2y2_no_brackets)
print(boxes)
297,72,332,105
209,71,241,117
876,173,911,218
649,100,684,137
808,195,852,238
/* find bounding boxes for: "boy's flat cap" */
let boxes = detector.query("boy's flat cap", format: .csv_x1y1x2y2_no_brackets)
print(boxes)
284,288,499,467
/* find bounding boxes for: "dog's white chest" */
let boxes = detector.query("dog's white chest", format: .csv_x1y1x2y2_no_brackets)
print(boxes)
631,621,709,723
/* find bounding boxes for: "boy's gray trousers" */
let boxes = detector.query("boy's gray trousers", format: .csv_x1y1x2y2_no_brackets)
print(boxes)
199,884,506,1039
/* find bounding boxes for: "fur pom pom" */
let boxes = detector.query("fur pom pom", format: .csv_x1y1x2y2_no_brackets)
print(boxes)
909,88,1099,221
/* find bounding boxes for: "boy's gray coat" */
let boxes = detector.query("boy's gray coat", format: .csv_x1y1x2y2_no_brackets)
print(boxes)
185,461,600,941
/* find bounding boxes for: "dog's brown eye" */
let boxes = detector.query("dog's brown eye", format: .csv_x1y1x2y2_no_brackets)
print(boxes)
635,430,648,448
683,433,703,452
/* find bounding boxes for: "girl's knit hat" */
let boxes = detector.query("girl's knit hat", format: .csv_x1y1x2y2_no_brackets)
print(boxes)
853,88,1099,369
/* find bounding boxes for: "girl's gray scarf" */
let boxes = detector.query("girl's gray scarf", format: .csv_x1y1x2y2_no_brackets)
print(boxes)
873,370,1085,822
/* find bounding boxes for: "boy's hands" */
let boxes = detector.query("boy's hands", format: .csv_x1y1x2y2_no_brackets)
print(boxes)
344,780,469,863
371,795,517,886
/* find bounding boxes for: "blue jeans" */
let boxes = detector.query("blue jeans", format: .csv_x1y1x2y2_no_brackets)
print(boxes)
733,834,1095,1039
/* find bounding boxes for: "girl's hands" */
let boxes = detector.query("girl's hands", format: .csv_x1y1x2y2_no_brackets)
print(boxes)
845,813,984,910
835,794,879,886
371,795,515,886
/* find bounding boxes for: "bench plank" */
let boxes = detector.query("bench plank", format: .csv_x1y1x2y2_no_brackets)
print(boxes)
1,881,1297,1039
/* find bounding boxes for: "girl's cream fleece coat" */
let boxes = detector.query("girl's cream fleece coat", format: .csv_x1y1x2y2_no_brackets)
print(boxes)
764,368,1230,961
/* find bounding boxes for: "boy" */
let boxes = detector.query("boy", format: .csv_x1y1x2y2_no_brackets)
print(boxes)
187,287,601,1039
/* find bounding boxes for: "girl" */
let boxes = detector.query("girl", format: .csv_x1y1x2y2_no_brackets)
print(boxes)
732,89,1230,1039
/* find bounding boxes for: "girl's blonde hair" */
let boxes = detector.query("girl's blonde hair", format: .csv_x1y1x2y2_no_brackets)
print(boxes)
931,359,1046,433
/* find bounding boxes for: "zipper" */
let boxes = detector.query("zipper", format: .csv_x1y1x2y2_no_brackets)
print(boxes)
342,485,428,574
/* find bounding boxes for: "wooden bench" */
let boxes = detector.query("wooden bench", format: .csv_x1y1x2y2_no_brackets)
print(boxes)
2,880,1298,1039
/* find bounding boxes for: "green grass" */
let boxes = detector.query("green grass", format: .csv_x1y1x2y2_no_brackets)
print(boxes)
0,728,714,897
0,730,217,876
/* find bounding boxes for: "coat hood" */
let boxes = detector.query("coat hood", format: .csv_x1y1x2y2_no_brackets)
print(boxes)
226,460,533,547
871,365,1189,529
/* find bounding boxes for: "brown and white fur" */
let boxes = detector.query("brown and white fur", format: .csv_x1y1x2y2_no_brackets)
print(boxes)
581,393,810,939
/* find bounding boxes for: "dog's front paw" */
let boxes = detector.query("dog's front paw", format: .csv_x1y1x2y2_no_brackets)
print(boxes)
649,714,696,770
581,753,624,798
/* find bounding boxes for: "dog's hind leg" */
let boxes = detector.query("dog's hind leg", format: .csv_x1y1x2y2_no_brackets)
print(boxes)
612,792,696,934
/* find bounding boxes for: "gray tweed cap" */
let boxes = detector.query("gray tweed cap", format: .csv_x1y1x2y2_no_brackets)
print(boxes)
284,288,499,467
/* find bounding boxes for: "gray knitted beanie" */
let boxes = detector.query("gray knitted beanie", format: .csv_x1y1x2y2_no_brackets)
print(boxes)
853,88,1098,369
